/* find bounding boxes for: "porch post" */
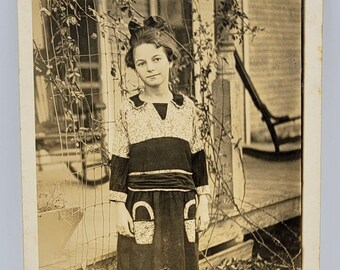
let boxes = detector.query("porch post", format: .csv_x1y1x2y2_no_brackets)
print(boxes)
96,0,120,150
212,38,245,208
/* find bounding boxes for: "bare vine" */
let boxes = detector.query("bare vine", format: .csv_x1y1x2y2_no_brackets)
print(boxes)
34,0,300,269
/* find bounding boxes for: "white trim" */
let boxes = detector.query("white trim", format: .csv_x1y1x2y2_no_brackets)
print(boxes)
18,0,39,268
302,1,322,269
128,187,191,192
184,200,196,219
109,190,127,203
132,201,155,220
196,185,210,195
129,169,193,176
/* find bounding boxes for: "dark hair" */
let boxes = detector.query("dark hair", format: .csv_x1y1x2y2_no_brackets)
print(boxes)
125,27,179,69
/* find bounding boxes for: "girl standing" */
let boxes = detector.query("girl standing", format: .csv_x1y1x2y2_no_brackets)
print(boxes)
109,16,210,270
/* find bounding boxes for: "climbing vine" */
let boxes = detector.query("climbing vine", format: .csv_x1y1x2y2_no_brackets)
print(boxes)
34,0,300,269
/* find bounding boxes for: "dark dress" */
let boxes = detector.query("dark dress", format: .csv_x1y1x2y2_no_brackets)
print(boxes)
109,93,209,270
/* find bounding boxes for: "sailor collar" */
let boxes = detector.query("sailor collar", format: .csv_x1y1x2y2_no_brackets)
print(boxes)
128,92,184,109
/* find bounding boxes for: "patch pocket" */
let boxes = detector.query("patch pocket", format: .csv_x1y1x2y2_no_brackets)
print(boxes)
184,199,196,243
132,201,155,245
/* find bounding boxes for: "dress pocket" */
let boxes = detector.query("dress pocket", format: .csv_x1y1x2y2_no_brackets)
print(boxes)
184,199,196,243
132,201,155,245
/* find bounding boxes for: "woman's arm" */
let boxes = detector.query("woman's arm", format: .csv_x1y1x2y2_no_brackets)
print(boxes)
109,155,135,237
113,201,134,237
192,150,210,231
109,104,134,237
190,102,211,231
196,193,210,231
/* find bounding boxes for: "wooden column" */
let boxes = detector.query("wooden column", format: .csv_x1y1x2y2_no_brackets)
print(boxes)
33,0,50,123
96,0,121,149
192,0,215,102
242,0,252,146
212,38,245,209
149,0,158,16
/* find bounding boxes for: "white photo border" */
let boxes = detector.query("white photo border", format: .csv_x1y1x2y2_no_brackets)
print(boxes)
18,1,323,269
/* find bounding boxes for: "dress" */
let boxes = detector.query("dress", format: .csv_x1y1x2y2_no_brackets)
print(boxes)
109,92,209,270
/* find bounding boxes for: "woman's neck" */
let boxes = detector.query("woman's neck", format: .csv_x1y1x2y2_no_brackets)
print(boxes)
140,86,173,103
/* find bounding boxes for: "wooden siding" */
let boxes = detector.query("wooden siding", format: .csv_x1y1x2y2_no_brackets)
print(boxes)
247,0,302,139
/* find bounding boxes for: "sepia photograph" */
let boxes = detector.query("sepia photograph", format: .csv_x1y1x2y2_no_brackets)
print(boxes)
19,0,322,269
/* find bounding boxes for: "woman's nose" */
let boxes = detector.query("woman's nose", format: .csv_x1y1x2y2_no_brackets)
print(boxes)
146,61,155,71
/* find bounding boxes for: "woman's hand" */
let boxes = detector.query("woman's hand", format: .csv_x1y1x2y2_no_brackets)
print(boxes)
196,194,210,232
113,202,134,237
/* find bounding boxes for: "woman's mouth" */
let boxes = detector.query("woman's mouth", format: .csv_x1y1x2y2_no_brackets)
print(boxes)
147,74,160,79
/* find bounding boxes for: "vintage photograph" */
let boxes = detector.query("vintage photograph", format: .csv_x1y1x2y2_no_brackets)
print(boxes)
20,0,318,269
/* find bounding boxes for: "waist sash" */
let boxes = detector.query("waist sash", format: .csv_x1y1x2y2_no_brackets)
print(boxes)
128,172,195,191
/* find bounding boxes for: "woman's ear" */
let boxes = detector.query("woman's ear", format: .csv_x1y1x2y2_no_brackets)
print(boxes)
169,61,173,69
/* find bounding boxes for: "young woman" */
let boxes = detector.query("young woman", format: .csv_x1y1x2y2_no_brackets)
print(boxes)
109,16,210,270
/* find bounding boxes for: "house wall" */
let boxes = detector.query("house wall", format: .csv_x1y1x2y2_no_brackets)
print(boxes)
247,0,302,142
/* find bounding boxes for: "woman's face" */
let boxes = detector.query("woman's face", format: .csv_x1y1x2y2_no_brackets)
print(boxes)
133,43,173,89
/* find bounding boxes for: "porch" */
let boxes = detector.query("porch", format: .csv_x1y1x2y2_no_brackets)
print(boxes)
36,147,301,269
31,0,302,268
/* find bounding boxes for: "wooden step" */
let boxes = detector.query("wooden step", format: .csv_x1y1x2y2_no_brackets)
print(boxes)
199,239,254,270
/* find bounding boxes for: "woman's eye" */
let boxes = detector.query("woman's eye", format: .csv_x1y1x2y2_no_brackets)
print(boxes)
137,62,145,67
154,57,161,62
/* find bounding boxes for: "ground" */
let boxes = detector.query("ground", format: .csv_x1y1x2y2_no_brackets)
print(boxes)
81,216,302,270
243,216,302,270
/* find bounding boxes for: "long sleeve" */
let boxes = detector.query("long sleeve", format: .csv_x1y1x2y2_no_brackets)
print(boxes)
109,105,130,202
192,150,209,194
109,155,129,202
190,105,210,195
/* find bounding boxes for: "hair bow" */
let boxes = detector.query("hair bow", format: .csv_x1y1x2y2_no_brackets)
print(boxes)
127,15,194,60
128,16,169,36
